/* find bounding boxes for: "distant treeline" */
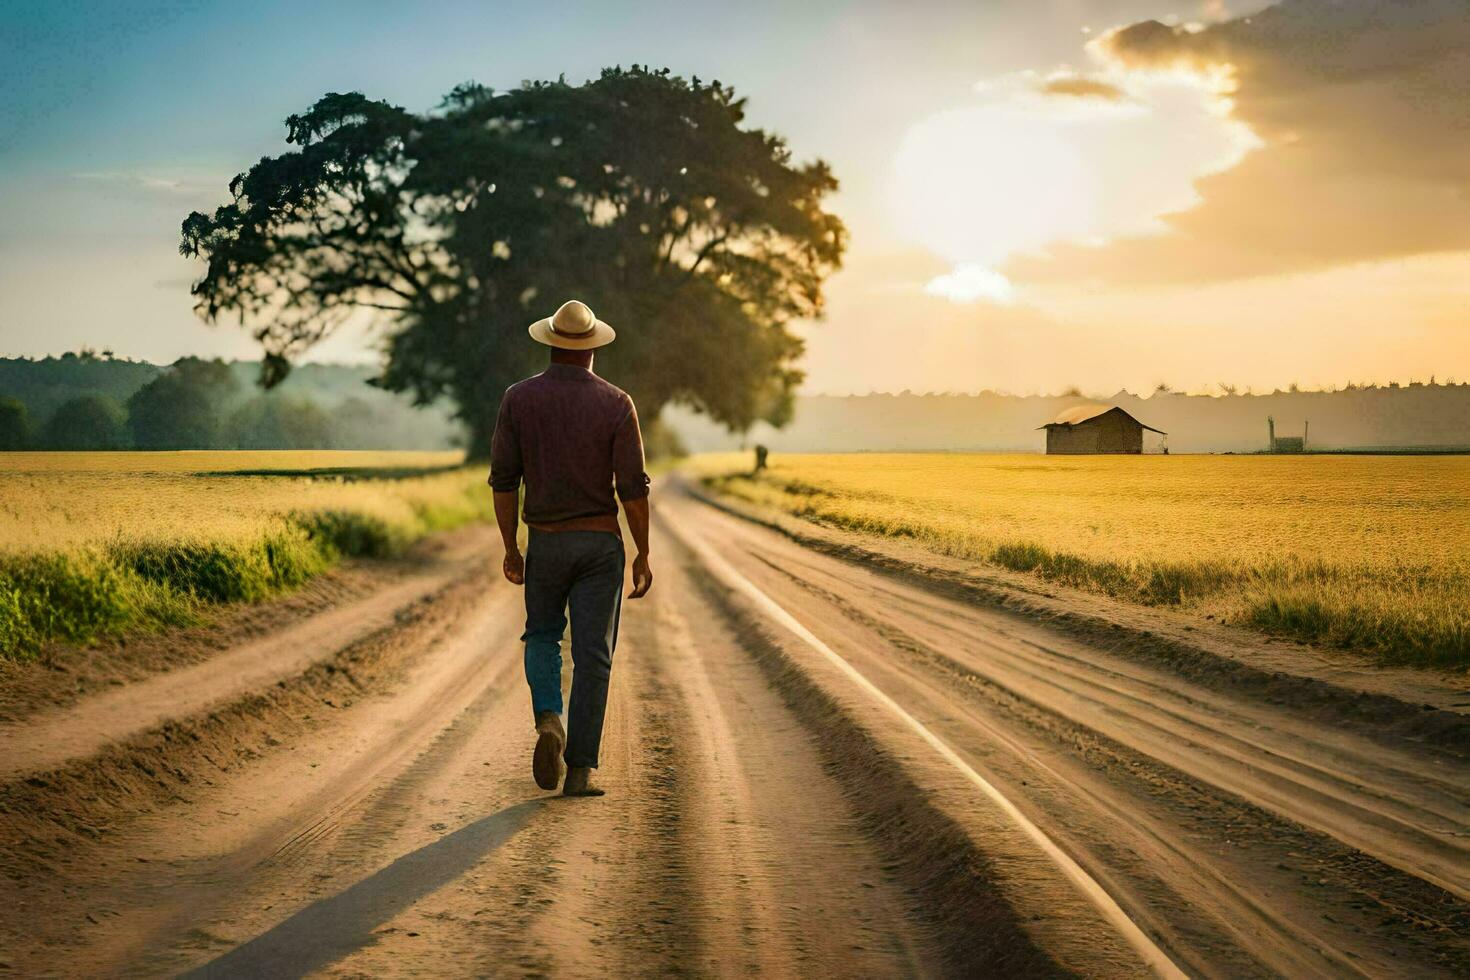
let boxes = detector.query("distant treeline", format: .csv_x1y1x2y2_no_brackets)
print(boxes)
0,351,462,451
668,380,1470,454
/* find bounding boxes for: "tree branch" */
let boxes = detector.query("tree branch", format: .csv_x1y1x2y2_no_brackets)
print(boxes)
685,231,730,279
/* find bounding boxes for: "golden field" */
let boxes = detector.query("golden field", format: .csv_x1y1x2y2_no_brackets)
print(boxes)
691,453,1470,668
0,450,468,554
0,451,485,658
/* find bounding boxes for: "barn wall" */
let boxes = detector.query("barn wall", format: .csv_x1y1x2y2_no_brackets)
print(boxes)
1046,424,1100,454
1096,414,1144,453
1046,414,1144,454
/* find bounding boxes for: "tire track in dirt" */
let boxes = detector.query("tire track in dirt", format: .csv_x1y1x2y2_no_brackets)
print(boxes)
326,518,953,977
754,550,1465,976
638,540,940,976
0,559,528,975
668,490,1470,977
660,509,1144,978
0,528,495,782
177,623,540,979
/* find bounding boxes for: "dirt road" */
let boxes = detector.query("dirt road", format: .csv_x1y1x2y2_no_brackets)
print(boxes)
2,487,1466,977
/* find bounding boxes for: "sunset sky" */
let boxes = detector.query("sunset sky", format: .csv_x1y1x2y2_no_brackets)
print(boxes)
2,0,1466,396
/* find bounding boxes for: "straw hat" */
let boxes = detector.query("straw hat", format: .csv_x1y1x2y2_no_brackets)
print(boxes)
528,300,616,350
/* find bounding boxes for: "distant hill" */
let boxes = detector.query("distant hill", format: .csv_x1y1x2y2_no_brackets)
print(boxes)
0,353,462,450
668,382,1470,454
0,353,162,424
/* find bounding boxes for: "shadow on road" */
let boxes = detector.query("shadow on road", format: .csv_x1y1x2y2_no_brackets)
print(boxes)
182,799,545,979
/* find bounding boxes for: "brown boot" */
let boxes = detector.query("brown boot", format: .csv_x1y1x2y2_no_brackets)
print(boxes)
533,711,565,791
562,766,605,797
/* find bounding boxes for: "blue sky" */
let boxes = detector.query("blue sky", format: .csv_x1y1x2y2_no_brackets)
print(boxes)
4,0,1464,394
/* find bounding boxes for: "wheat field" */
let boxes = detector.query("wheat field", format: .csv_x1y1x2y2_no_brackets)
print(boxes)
0,451,485,658
0,451,470,553
692,452,1470,668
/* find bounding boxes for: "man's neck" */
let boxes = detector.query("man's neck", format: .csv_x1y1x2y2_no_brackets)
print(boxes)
550,350,594,371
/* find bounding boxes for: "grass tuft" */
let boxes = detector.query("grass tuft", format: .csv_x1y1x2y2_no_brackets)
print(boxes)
0,552,137,644
291,510,402,561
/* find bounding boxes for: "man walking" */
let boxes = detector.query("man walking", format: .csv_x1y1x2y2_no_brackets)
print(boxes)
489,299,653,797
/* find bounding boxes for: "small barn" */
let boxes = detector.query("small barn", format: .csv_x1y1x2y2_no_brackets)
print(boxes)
1039,405,1165,455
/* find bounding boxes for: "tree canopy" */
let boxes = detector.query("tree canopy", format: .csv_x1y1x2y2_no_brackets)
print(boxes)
0,351,160,424
0,397,32,450
126,358,239,450
227,395,333,449
43,395,129,450
181,66,846,455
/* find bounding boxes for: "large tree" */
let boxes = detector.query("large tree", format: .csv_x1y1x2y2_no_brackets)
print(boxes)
181,66,846,456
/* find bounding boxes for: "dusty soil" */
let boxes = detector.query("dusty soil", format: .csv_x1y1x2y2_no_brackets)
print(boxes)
2,492,1466,977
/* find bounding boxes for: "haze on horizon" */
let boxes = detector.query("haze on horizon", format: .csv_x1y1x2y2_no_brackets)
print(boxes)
2,0,1466,399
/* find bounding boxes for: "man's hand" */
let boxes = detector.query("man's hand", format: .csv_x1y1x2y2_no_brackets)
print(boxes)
494,490,523,586
503,549,525,586
622,496,652,600
628,553,653,599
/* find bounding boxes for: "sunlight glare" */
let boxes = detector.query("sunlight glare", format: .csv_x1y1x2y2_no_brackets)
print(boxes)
890,105,1097,270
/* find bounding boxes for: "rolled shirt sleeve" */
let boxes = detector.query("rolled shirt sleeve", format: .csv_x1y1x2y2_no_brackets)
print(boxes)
488,390,523,493
612,399,651,502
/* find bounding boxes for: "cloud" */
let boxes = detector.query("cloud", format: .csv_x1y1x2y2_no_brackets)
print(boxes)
1008,0,1470,285
1039,76,1126,101
71,171,213,197
924,265,1016,305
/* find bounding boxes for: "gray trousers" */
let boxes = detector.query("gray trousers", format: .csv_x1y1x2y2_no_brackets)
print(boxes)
520,529,624,768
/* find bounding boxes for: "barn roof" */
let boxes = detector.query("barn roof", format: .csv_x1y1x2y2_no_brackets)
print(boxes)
1038,404,1166,434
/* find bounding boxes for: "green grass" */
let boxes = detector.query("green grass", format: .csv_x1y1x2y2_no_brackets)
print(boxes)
0,482,491,662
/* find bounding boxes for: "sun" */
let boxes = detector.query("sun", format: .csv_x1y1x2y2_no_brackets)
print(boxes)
889,104,1098,271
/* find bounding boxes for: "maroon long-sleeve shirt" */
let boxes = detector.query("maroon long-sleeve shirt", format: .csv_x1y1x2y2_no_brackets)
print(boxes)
488,364,650,530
